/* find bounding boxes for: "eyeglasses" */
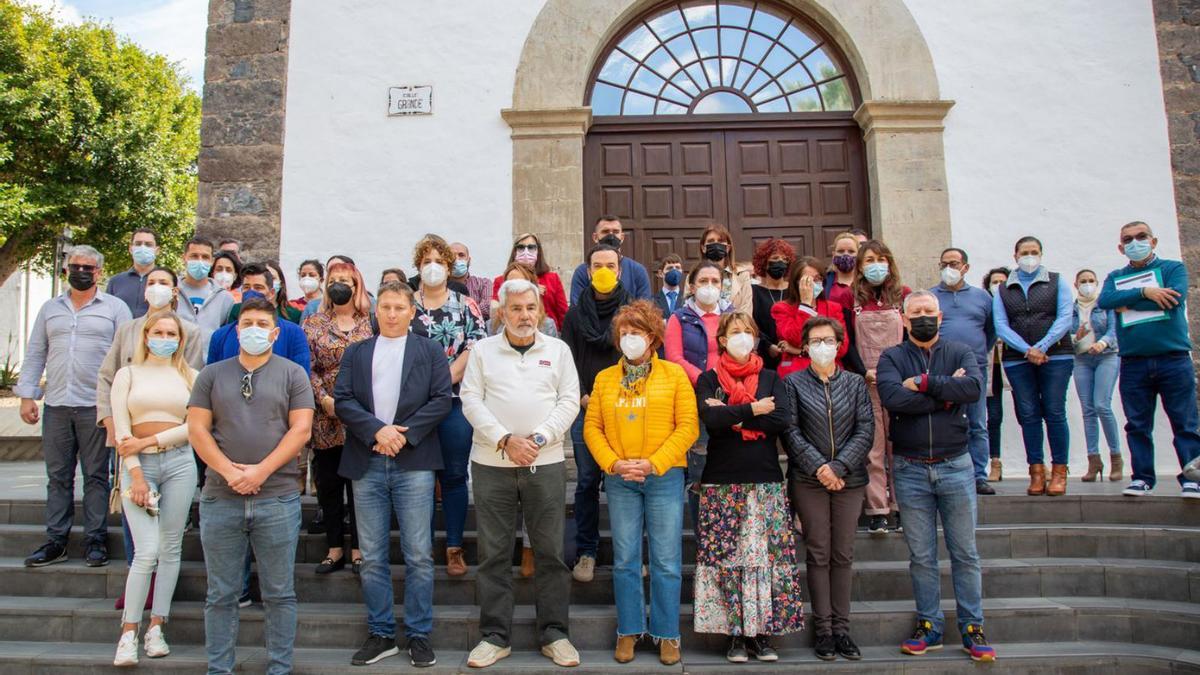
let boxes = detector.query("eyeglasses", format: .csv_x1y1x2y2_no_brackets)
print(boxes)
67,264,96,273
807,338,839,347
1120,232,1151,244
938,261,965,270
241,372,254,401
514,243,539,252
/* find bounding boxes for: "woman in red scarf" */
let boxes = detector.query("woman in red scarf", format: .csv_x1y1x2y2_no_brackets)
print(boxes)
692,312,805,663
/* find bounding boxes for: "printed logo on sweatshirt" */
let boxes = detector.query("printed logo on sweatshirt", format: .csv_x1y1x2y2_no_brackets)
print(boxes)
538,359,552,368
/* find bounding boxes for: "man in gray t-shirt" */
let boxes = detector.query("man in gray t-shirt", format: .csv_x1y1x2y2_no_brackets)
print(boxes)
187,299,314,675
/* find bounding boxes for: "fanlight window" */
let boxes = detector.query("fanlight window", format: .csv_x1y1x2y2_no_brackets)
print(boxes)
589,1,854,115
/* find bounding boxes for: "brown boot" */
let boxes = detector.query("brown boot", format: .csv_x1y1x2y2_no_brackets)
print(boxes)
1081,454,1103,482
446,547,467,576
1047,464,1068,496
614,636,637,663
1109,453,1124,482
659,638,681,665
519,546,535,578
988,458,1002,482
1027,464,1047,495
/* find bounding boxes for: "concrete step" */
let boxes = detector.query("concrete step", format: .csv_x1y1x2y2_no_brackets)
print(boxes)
0,640,1195,674
0,595,1197,652
1,556,1196,606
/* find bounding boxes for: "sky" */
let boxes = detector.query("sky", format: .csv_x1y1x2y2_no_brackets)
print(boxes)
26,0,207,90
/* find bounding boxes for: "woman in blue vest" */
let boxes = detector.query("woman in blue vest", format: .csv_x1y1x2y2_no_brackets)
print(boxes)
664,261,732,527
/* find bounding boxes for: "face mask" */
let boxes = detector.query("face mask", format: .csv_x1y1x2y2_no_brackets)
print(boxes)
144,284,174,309
147,337,179,358
186,260,211,281
514,249,538,265
214,271,235,290
725,332,755,359
591,267,618,294
244,290,269,304
766,261,788,280
327,282,353,306
990,281,1003,294
131,246,156,266
272,280,281,293
1078,282,1097,299
704,242,728,262
68,269,95,292
598,233,622,249
833,254,857,273
908,315,940,342
1017,255,1041,274
809,342,838,367
238,326,274,355
811,280,824,299
619,333,648,361
694,284,721,307
1123,238,1152,262
663,268,682,287
940,267,962,287
452,259,469,277
863,262,889,285
420,262,448,288
298,276,320,294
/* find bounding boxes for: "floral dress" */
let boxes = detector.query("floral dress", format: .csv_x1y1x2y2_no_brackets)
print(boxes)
303,311,375,449
411,290,487,379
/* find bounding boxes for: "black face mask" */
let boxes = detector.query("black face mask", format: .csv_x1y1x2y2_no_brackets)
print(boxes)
909,315,940,343
598,233,622,249
68,270,95,292
327,282,353,306
704,242,729,262
766,260,788,280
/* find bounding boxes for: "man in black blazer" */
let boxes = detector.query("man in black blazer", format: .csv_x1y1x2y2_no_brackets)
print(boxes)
333,281,452,668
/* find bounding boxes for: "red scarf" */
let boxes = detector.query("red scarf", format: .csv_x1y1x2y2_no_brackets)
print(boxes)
715,351,765,441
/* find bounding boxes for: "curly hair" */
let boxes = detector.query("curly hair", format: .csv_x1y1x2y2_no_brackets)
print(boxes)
412,234,453,271
612,300,666,354
751,238,796,277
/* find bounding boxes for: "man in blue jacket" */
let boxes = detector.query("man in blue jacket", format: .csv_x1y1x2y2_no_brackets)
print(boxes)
207,266,311,375
877,290,994,663
568,216,652,304
1096,220,1200,498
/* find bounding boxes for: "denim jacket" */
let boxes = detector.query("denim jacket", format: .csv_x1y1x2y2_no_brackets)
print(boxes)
1070,302,1118,355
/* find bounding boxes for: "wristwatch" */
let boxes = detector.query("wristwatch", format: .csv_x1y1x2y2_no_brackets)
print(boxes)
531,432,548,449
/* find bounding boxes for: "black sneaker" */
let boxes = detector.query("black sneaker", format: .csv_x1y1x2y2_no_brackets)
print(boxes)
351,634,399,666
835,633,861,660
84,542,109,567
237,592,253,608
975,479,996,495
726,636,748,663
747,636,778,662
814,633,836,661
307,507,326,535
867,515,888,534
893,511,903,533
24,541,67,568
408,636,436,668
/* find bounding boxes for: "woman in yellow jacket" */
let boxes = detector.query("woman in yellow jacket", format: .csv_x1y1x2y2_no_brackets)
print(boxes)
585,300,699,666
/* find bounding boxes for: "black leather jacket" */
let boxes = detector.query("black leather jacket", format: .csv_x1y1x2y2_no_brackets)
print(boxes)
782,367,874,489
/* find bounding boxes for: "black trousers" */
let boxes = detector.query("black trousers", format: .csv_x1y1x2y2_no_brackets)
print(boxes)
312,445,357,551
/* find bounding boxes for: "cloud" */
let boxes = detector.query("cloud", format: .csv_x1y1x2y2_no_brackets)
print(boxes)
24,0,83,23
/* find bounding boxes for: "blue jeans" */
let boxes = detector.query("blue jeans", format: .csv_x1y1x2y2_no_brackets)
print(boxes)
354,454,435,639
572,411,601,558
1003,358,1073,465
1118,353,1200,487
965,368,989,480
1073,353,1121,456
605,467,684,640
986,364,1005,459
436,399,472,548
893,453,983,637
200,492,301,675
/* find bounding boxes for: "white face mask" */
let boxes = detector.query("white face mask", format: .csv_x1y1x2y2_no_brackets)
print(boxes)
144,284,174,309
940,267,962,287
694,284,721,307
809,342,838,367
725,332,755,359
420,262,448,288
619,334,648,361
1017,255,1041,274
298,276,320,294
1078,282,1097,299
214,271,235,290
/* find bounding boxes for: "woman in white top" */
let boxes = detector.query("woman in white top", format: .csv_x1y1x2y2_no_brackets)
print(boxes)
111,312,199,666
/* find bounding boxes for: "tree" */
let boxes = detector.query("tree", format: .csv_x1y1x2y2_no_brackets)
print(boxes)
0,1,200,284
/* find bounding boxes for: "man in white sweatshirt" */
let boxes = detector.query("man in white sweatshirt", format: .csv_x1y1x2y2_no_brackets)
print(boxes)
460,279,581,669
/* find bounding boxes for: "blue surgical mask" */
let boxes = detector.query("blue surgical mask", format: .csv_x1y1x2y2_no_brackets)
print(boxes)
812,281,824,298
664,268,682,287
863,262,890,285
452,259,469,277
1123,238,1152,262
146,337,179,358
238,326,273,355
132,246,156,266
241,290,266,303
186,260,211,281
272,280,281,293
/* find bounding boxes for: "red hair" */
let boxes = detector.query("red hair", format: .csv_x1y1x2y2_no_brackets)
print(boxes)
751,238,796,277
323,262,372,316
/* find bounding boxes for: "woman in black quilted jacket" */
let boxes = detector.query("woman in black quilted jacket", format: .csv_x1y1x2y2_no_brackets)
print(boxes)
782,316,875,661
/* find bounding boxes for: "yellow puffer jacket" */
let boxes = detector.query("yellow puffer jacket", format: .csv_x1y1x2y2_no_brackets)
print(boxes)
583,355,699,477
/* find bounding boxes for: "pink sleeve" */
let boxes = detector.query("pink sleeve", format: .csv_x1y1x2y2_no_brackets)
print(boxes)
664,316,700,384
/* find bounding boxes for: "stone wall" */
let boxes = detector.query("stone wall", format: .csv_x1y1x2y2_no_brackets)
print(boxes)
1153,0,1200,365
196,0,291,261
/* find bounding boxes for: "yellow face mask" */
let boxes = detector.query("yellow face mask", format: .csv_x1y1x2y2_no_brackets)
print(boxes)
591,266,618,294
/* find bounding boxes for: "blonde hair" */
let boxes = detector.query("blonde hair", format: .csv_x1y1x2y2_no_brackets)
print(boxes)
135,312,195,388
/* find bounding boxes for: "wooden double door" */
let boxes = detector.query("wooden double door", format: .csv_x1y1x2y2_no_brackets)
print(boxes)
584,119,869,289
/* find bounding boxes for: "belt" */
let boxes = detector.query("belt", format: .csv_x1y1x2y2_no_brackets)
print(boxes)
141,442,188,455
1120,350,1189,362
898,454,949,464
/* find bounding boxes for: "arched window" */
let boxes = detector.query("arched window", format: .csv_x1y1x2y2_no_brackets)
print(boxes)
588,1,856,116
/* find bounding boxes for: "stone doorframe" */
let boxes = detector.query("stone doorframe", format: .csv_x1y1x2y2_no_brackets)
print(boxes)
503,0,955,289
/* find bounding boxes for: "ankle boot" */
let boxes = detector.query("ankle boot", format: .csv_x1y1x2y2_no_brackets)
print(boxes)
614,636,636,663
659,638,681,665
1027,464,1047,496
1047,464,1068,496
989,458,1002,482
1109,453,1124,482
1082,454,1103,482
519,547,535,578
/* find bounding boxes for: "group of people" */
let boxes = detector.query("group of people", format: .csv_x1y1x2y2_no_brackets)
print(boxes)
12,216,1200,672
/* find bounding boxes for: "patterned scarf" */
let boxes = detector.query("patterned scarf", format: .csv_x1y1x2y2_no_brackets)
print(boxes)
620,357,652,393
715,351,765,441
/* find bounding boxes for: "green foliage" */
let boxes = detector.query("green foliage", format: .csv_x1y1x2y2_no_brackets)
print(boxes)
0,0,200,281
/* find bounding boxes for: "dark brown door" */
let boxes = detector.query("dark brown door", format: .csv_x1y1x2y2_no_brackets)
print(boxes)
584,121,868,290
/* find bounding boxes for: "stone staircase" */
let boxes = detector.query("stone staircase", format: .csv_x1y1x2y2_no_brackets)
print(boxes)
0,483,1197,673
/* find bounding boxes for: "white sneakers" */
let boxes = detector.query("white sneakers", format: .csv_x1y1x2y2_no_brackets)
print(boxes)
541,639,581,667
113,630,138,667
571,555,595,583
467,641,512,668
144,624,170,658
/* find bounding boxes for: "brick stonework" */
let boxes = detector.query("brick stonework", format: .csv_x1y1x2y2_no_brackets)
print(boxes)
196,0,290,260
1153,0,1200,366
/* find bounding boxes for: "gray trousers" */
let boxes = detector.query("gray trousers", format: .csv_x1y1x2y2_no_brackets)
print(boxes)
790,480,865,637
472,460,570,647
43,405,109,546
